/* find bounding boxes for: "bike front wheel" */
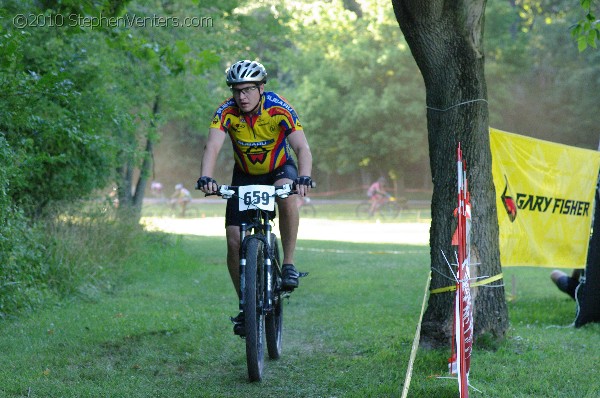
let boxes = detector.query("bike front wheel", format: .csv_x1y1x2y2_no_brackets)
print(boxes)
265,234,283,359
244,237,265,382
355,202,372,219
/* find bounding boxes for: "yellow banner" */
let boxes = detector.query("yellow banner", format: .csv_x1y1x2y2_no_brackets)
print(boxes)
490,128,600,268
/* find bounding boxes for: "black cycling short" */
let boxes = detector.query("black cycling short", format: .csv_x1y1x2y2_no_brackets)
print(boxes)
225,161,298,227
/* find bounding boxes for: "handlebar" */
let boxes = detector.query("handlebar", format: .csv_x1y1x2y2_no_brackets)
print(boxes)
195,181,316,199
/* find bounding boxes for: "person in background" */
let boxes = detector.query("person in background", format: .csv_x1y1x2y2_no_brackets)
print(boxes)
550,269,584,299
171,183,192,217
196,60,313,336
150,181,164,198
367,176,388,216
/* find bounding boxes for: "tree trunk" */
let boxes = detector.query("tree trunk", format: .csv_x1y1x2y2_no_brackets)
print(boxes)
133,95,160,211
391,0,508,348
116,94,159,222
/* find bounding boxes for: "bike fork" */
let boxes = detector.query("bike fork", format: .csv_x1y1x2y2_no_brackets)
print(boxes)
238,222,274,315
264,221,273,310
238,223,249,315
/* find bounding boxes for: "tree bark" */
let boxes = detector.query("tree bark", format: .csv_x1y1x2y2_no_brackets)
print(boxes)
391,0,509,348
133,95,160,211
116,95,159,222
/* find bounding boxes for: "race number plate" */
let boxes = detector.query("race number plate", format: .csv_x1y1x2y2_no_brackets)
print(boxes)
238,185,276,211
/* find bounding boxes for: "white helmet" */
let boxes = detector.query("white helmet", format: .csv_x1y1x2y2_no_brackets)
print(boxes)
225,60,267,86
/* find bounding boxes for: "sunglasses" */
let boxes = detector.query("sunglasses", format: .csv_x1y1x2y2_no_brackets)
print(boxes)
231,86,260,96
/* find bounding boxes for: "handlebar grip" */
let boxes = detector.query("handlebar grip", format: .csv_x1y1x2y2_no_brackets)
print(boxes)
196,177,220,194
294,181,316,189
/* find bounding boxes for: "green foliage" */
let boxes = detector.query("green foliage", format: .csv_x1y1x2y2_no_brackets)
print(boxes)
485,0,600,149
0,215,49,317
0,135,135,319
0,0,297,317
0,7,120,217
283,0,427,184
0,136,47,316
571,0,600,51
0,0,598,324
0,200,144,318
0,11,127,316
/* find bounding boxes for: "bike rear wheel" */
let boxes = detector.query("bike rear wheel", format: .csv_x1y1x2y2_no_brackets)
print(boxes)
265,234,283,359
380,201,401,219
244,237,265,382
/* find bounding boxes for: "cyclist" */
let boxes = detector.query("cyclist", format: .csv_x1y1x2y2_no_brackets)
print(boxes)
150,181,164,198
197,60,313,335
171,183,192,217
367,176,388,216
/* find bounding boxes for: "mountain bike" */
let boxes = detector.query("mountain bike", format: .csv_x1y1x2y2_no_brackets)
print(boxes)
355,194,408,220
202,182,310,382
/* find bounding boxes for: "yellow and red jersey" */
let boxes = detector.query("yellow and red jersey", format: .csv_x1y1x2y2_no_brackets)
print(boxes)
210,92,303,175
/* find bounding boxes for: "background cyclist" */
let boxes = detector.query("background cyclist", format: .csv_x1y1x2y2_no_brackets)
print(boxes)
171,183,192,217
196,60,313,335
367,176,389,216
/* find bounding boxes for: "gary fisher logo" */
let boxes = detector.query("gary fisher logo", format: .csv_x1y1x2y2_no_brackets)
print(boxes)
501,175,592,221
501,175,517,222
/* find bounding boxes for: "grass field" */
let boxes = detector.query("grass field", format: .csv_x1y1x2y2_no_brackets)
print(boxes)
0,227,598,396
142,198,433,223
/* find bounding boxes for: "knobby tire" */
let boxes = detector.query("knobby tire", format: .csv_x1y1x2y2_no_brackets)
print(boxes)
244,237,265,382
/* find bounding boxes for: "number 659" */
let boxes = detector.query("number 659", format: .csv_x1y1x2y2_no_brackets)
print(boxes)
243,190,270,206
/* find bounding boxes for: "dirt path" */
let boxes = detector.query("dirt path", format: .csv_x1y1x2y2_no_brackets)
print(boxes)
142,217,430,245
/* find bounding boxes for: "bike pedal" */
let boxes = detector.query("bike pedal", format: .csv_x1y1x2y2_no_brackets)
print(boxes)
299,272,309,278
231,315,246,337
232,323,246,337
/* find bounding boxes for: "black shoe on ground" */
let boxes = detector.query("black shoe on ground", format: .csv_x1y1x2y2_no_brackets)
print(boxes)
231,312,245,337
550,270,578,300
282,264,299,290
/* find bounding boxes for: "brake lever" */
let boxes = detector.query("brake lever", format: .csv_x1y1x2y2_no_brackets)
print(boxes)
275,183,293,199
219,185,235,199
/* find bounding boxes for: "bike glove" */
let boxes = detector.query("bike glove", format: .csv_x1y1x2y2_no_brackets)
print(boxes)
197,176,217,190
295,176,313,188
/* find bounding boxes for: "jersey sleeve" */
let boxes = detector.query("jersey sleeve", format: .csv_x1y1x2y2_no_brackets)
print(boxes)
264,93,304,136
210,114,223,130
209,98,236,132
286,113,303,135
